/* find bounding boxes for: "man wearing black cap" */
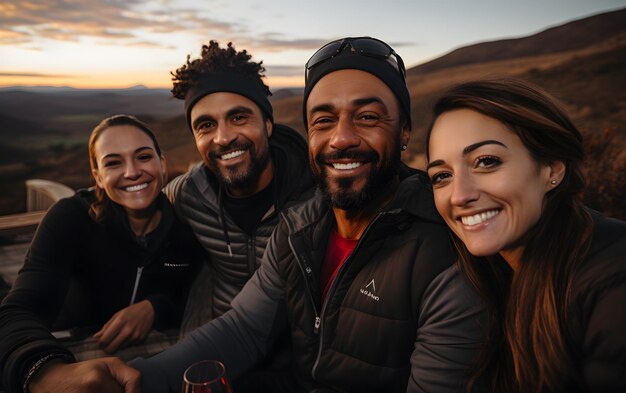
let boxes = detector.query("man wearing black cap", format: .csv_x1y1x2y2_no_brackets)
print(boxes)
130,37,485,393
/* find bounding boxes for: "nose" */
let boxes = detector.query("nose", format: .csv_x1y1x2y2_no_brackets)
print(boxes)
449,172,479,207
124,161,141,179
329,116,360,150
212,123,236,146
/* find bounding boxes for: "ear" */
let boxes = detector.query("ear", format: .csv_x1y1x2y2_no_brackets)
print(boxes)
92,168,104,189
400,121,411,149
159,155,169,186
546,160,566,190
265,119,273,138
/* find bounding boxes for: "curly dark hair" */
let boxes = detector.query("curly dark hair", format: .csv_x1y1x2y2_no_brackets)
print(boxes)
171,40,270,99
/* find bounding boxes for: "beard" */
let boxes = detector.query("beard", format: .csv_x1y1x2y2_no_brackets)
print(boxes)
208,137,271,189
313,137,402,211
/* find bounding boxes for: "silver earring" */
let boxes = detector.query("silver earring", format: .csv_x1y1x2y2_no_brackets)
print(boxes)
550,180,557,185
401,145,407,151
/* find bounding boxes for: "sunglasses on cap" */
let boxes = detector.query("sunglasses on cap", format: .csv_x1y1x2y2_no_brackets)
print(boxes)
305,37,406,83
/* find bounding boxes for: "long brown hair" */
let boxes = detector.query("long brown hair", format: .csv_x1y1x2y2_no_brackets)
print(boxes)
88,114,162,221
425,78,594,393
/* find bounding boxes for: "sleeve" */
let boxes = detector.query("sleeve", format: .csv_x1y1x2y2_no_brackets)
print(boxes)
129,221,289,393
582,262,626,391
0,198,81,392
408,264,487,393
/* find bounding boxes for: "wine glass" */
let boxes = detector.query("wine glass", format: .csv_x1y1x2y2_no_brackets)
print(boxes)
182,360,234,393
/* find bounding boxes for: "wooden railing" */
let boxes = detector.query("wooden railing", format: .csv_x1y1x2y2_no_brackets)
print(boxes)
26,179,74,212
0,179,74,237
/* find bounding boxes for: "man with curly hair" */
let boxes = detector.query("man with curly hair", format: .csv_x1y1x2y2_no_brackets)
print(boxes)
164,41,313,391
167,41,312,327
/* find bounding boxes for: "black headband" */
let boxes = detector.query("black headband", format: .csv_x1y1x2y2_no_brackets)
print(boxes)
184,73,273,130
302,52,411,131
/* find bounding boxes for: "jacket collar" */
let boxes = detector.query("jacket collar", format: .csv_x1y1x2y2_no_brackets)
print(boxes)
283,165,444,235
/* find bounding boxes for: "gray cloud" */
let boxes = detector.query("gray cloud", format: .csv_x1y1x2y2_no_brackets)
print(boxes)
0,0,239,48
264,65,303,77
0,71,71,78
0,1,414,57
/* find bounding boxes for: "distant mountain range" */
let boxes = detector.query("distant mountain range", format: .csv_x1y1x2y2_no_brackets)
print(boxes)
0,7,624,217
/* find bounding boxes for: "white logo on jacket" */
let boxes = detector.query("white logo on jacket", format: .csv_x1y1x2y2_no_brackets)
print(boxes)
163,262,190,268
360,278,380,302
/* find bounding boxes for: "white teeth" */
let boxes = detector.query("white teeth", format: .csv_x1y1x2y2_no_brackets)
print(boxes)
332,162,362,170
125,183,148,192
461,210,499,226
220,150,245,160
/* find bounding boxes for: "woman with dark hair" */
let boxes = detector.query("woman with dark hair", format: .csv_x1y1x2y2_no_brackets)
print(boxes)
0,115,202,393
425,78,626,393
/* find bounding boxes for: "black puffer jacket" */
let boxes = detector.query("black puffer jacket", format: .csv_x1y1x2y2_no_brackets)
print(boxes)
165,124,314,320
132,169,486,393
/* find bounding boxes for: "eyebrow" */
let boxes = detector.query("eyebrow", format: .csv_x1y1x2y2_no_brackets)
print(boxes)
192,105,255,131
463,139,507,155
426,139,507,170
102,146,154,160
308,96,388,117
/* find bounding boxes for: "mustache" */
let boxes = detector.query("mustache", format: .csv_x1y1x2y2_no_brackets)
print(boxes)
208,141,253,159
316,149,378,163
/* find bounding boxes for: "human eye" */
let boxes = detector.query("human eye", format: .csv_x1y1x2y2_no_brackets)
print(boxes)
358,112,379,121
231,114,248,124
103,159,121,168
311,116,334,130
195,121,215,134
429,171,452,187
137,152,154,161
355,112,381,126
475,155,502,169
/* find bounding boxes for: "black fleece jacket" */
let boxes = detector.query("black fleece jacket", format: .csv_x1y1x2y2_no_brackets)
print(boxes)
0,190,203,393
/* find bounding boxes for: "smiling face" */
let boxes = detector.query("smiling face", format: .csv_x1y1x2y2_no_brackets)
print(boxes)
92,125,166,215
190,92,273,197
306,69,409,210
427,109,560,267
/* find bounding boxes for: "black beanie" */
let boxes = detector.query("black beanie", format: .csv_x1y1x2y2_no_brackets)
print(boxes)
302,50,411,131
184,72,273,131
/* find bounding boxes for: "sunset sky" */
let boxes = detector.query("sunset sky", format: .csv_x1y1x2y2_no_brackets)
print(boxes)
1,0,624,89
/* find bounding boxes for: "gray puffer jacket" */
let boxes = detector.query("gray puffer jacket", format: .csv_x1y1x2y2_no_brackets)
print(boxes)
165,124,314,322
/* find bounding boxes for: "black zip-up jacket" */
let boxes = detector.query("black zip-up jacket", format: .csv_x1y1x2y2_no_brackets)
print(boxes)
0,190,203,393
132,169,486,393
165,124,315,321
567,211,626,391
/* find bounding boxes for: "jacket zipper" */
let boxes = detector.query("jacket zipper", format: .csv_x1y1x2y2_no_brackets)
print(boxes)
287,235,321,333
248,236,257,275
310,212,385,380
129,266,144,305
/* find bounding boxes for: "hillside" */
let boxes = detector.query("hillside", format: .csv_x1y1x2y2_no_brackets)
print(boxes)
408,8,626,75
0,8,624,218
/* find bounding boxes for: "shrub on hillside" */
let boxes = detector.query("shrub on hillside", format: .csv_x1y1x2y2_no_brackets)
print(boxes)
583,126,626,220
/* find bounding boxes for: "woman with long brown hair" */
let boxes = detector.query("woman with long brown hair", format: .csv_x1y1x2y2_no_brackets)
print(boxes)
425,78,626,392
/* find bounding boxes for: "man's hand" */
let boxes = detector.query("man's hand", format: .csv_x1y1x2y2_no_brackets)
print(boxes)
29,357,141,393
94,300,155,353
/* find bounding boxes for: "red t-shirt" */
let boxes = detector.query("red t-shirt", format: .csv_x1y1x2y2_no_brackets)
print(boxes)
321,228,358,300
